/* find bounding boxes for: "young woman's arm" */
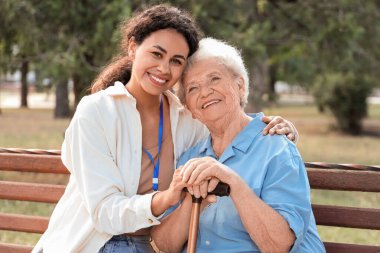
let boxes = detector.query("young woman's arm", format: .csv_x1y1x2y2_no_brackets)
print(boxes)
151,194,194,252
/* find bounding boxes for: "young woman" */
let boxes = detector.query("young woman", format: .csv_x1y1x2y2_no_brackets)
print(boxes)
33,5,298,253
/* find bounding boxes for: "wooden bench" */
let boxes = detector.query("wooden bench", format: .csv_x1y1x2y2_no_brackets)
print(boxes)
0,148,379,253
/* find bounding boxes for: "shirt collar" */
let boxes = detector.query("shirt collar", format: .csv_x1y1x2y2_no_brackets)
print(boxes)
104,81,185,110
231,112,265,153
197,112,266,161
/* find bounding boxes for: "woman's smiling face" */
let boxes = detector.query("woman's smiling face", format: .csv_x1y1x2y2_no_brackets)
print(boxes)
129,28,189,96
183,58,245,125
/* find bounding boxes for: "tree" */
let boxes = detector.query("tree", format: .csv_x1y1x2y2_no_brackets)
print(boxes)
292,0,380,133
313,73,372,134
29,1,132,117
0,1,41,108
1,0,379,131
1,0,133,117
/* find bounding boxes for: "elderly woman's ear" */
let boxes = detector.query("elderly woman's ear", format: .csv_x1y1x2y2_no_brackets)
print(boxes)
237,77,245,106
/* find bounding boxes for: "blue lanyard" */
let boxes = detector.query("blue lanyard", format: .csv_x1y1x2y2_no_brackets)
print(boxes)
143,97,164,191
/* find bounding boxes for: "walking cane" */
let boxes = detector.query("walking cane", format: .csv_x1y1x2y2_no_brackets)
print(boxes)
185,182,230,253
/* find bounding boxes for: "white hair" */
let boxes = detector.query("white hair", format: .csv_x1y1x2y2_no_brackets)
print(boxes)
177,37,249,108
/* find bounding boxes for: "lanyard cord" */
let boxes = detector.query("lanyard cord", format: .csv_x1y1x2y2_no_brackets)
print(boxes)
143,96,164,191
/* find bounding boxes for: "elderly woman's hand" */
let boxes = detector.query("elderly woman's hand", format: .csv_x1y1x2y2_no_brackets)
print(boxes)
262,116,299,143
180,157,237,199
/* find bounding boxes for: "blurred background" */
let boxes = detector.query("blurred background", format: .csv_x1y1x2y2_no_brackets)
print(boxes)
0,0,379,247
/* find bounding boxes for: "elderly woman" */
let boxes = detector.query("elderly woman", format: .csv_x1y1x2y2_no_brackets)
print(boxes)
151,38,325,253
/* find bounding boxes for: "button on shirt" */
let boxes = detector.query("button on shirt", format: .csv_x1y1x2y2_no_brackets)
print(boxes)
33,82,208,253
177,113,325,253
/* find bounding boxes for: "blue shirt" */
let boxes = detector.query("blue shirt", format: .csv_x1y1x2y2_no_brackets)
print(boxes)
177,113,325,253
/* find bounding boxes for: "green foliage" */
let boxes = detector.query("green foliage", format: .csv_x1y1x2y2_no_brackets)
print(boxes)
313,73,372,134
328,76,372,134
0,1,39,73
312,75,329,113
0,0,132,98
1,0,379,132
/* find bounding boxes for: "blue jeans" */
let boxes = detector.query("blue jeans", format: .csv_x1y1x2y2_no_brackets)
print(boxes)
98,235,155,253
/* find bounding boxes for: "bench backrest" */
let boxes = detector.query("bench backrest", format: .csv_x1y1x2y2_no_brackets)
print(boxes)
0,150,379,253
305,163,380,253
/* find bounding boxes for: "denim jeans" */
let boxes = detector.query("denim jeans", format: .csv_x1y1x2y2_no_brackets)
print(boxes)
98,235,156,253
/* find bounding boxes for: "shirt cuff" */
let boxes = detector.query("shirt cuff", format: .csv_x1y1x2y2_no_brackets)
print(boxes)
135,192,163,226
278,210,304,252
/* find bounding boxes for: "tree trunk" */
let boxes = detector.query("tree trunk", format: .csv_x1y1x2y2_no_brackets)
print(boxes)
73,51,94,108
72,73,82,107
72,73,91,108
268,64,278,102
20,57,29,108
54,79,70,118
0,81,2,114
248,61,269,112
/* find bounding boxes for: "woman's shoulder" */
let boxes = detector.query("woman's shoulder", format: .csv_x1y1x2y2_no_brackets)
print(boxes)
70,92,125,130
76,88,126,115
251,124,301,162
75,92,106,116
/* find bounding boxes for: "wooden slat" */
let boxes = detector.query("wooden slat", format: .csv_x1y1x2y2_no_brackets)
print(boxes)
0,213,49,233
313,204,380,230
307,168,380,192
0,153,68,174
0,181,65,203
305,162,380,172
324,242,380,253
0,243,33,253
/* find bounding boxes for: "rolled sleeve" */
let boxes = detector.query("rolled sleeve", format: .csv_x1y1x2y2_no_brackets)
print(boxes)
276,208,307,252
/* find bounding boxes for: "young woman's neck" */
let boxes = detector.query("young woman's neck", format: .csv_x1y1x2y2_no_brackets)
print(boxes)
126,80,162,112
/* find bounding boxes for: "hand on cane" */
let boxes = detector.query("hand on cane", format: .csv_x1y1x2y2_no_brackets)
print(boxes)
185,177,219,204
180,157,237,189
180,157,231,253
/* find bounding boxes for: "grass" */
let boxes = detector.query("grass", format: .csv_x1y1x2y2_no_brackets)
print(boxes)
0,108,70,149
264,104,380,164
0,103,380,246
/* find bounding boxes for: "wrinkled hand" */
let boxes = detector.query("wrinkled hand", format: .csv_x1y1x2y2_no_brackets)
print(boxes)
185,181,218,204
180,157,236,199
262,115,299,143
185,179,218,199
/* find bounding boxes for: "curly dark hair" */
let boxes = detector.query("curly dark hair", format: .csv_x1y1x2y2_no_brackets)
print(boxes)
91,4,200,93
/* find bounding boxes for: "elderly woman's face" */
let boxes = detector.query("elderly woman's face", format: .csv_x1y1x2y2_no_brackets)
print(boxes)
183,58,244,124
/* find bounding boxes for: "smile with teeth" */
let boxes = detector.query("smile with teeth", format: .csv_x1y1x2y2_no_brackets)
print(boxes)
149,73,167,85
202,99,221,109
